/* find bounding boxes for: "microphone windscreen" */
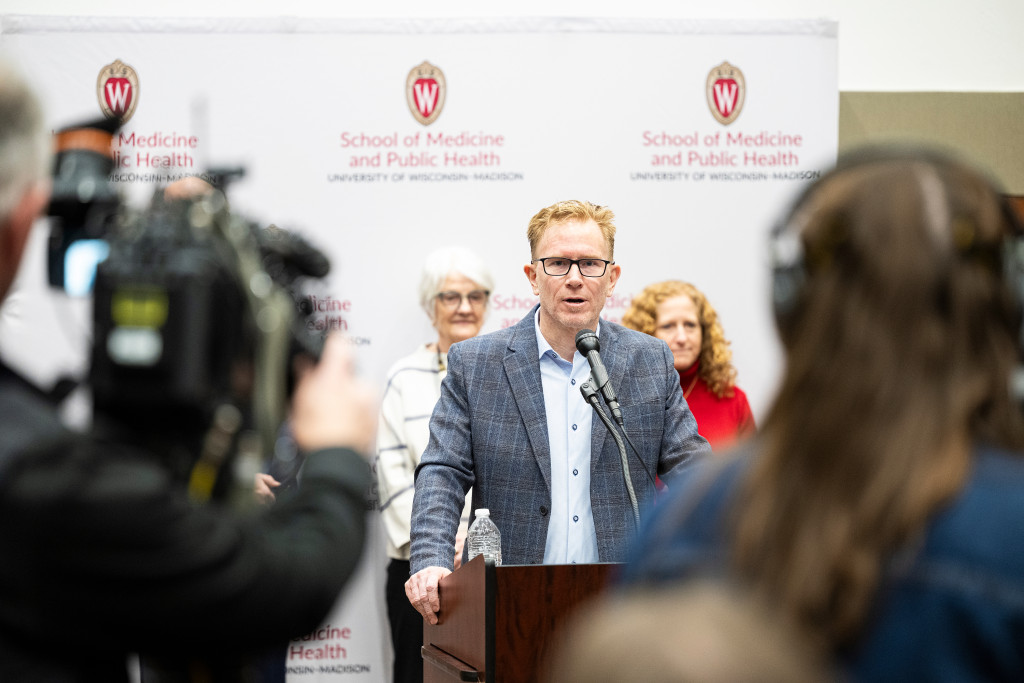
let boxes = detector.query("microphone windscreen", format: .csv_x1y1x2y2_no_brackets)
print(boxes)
575,328,600,354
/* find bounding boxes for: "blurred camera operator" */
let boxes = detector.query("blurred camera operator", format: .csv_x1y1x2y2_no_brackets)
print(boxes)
0,60,376,681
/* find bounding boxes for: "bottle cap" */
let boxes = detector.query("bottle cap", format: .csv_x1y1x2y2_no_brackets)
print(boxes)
477,508,490,517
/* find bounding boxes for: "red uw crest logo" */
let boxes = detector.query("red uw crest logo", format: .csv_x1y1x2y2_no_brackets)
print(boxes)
706,61,745,126
406,61,446,126
97,59,140,123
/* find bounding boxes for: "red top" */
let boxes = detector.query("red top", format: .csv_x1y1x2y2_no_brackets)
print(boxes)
679,362,755,452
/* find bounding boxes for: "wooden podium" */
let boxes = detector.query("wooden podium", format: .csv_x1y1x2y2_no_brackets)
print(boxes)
421,555,616,683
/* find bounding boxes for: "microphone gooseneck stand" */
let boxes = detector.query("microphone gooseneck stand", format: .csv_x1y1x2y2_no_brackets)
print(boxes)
581,379,640,530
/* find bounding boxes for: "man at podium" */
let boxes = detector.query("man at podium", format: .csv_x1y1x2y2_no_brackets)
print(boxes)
405,200,710,624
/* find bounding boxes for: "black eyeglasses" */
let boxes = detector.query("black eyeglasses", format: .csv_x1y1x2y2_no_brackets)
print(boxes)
436,290,490,308
532,257,614,278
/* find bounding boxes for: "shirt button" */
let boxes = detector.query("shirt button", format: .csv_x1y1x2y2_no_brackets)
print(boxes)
571,424,577,431
571,379,576,385
573,515,579,522
573,468,578,476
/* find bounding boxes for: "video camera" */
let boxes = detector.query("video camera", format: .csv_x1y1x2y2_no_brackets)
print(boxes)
47,116,330,503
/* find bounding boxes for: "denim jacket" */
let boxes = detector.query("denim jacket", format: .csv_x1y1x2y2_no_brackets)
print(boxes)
618,443,1024,682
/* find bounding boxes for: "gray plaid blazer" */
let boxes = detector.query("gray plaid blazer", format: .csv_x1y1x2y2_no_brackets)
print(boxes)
409,306,710,571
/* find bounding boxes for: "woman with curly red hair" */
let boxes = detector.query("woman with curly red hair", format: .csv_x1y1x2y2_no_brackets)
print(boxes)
622,281,754,450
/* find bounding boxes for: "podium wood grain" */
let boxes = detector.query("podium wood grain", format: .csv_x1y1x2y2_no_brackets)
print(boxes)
423,556,615,683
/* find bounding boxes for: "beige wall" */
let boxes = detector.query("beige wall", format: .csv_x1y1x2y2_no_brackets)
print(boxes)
839,92,1024,193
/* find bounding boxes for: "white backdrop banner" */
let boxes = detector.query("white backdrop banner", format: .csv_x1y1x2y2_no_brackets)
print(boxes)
0,15,837,682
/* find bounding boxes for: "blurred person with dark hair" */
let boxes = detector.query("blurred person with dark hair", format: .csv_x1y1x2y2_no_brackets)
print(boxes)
0,60,376,682
375,245,493,683
544,580,833,683
623,280,754,451
619,147,1024,681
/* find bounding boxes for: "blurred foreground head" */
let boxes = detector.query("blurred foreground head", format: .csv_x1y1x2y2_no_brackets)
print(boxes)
743,147,1024,647
769,146,1024,448
0,60,50,303
0,61,49,223
544,581,832,683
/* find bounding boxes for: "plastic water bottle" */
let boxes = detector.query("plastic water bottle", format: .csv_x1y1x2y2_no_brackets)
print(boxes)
466,508,502,565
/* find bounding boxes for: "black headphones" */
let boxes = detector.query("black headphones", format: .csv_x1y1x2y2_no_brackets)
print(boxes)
998,199,1024,356
769,162,1024,355
768,213,808,327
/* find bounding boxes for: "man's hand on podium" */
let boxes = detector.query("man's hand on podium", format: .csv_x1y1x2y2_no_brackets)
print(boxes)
405,566,452,625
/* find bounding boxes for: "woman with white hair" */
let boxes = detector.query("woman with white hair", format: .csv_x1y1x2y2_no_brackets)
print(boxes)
375,245,493,683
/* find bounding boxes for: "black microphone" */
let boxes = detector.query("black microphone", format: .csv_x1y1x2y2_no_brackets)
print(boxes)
575,329,623,425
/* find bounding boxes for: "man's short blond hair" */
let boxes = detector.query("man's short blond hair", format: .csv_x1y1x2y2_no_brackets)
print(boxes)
526,200,616,259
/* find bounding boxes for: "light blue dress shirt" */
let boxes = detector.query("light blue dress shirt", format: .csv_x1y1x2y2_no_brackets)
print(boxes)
534,311,599,564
